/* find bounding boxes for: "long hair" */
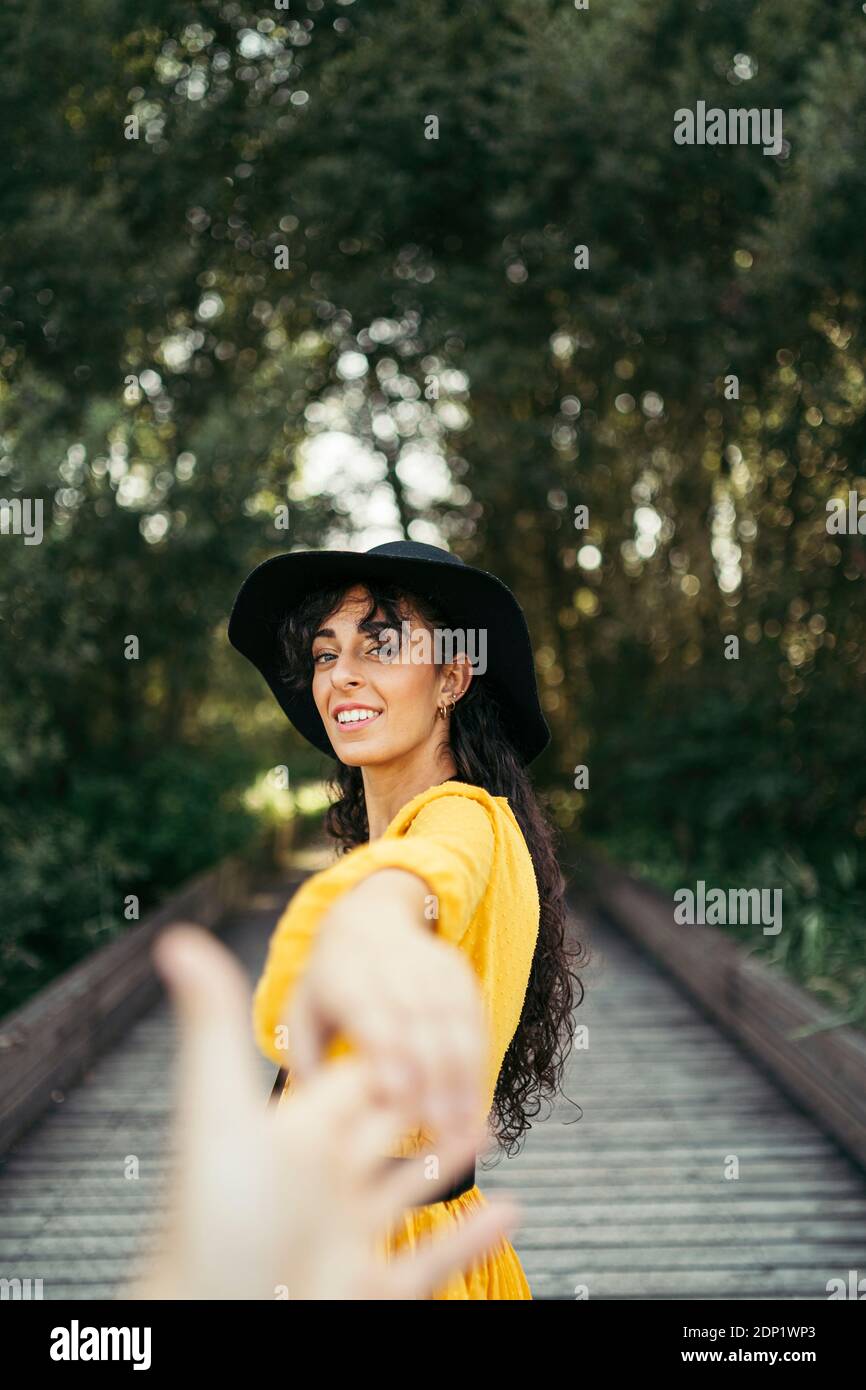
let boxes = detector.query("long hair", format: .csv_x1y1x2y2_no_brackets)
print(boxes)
277,579,582,1157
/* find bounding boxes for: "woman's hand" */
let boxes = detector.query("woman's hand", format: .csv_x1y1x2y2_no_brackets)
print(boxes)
285,869,488,1135
125,923,517,1301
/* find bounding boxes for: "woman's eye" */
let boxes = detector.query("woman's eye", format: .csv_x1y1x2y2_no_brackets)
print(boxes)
312,642,390,664
368,639,398,660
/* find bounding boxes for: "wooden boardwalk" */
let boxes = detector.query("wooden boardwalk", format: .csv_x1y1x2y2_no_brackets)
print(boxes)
1,878,864,1300
484,910,866,1298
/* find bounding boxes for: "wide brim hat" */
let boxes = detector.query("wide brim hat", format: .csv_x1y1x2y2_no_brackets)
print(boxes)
227,540,550,764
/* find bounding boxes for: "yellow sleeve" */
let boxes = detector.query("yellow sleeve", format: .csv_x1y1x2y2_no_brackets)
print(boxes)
251,793,496,1067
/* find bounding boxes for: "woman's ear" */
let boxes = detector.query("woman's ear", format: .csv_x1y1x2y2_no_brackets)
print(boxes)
442,653,474,704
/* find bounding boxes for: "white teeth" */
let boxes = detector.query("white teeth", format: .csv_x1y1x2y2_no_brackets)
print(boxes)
336,709,379,724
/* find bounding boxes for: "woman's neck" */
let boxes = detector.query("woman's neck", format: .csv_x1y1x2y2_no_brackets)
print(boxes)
362,748,457,841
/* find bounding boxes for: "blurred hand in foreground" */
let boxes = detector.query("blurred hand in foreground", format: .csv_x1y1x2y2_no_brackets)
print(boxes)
123,923,518,1300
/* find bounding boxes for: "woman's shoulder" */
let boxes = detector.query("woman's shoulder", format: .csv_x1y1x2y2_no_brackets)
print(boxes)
402,782,538,916
391,779,523,844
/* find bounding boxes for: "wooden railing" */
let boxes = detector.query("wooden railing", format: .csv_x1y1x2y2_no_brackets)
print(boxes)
0,852,256,1155
583,857,866,1173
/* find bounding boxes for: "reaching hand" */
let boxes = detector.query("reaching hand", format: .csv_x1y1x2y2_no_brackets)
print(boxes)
124,923,517,1301
285,870,488,1136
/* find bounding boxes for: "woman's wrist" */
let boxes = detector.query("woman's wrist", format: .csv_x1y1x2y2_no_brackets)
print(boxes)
325,869,431,935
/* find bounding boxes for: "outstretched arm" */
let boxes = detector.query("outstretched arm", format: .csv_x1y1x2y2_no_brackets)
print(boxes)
287,866,485,1134
253,793,497,1136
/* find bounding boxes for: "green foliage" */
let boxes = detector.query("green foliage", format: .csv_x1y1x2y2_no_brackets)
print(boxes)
0,736,263,1016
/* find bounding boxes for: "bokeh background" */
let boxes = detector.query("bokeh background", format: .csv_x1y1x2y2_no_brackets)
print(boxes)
1,0,865,1026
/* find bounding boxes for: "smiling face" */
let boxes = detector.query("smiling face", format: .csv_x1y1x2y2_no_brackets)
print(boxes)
309,585,471,769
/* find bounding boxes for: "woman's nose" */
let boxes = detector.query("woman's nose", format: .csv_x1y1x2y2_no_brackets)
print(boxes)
329,653,363,687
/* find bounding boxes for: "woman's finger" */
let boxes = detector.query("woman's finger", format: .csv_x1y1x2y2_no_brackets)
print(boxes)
320,966,421,1101
284,978,337,1078
277,1054,386,1138
382,965,485,1130
429,1016,486,1130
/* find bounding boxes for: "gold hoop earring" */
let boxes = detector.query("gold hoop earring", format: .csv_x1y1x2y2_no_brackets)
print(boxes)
438,695,457,720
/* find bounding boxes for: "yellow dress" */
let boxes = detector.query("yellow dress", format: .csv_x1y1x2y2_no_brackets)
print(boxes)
251,779,540,1300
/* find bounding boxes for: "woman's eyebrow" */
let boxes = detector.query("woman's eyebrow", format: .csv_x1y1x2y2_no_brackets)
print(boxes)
313,618,388,641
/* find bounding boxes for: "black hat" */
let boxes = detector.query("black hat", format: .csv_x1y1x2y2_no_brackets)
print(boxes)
227,540,550,764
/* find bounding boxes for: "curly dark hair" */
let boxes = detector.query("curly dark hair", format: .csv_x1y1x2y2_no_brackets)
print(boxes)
277,579,583,1158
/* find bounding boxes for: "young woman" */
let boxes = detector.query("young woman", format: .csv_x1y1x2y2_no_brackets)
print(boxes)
228,540,579,1300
